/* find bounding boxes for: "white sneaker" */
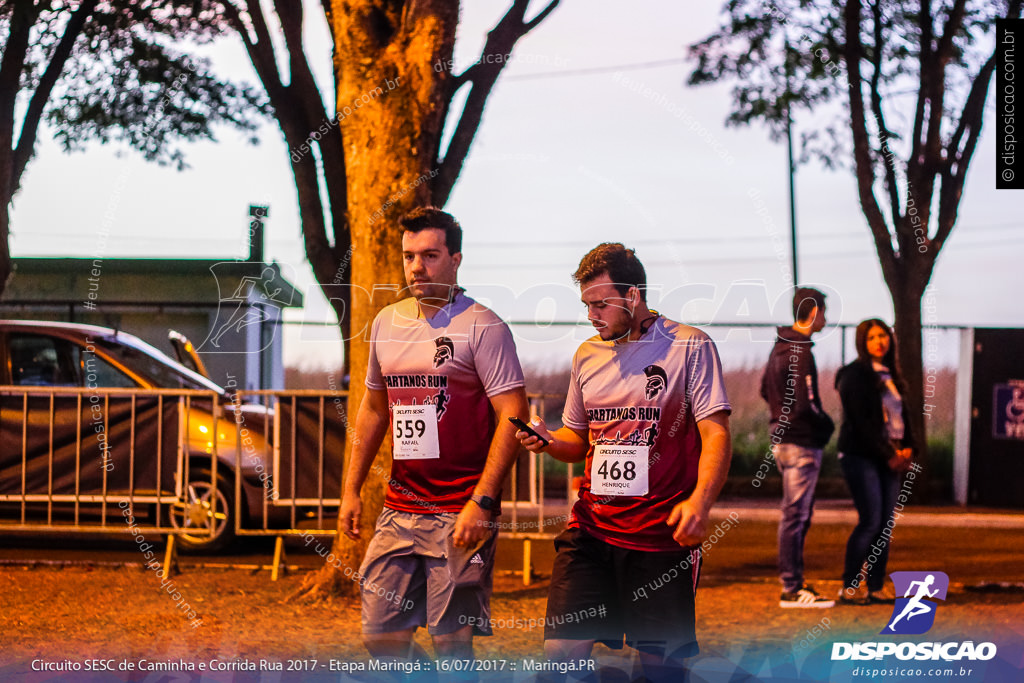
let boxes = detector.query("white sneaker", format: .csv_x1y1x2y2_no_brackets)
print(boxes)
780,584,835,608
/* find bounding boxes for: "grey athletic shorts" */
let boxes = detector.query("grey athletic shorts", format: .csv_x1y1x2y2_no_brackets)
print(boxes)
359,507,497,636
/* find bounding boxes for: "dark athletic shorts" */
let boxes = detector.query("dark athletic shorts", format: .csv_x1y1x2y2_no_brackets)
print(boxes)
359,507,497,636
544,527,702,657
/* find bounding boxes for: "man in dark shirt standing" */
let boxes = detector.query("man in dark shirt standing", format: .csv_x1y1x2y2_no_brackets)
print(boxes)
761,286,835,608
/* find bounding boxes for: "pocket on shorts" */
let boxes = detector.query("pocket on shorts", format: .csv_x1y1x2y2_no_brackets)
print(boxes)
446,531,495,589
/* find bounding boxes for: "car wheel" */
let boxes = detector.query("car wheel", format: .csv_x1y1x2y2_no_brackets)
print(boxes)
169,469,236,553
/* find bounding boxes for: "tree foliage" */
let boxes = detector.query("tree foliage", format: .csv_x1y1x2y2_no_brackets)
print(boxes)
0,0,268,288
689,0,1022,482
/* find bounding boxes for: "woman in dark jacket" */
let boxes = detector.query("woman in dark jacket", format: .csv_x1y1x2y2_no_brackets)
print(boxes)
835,319,914,605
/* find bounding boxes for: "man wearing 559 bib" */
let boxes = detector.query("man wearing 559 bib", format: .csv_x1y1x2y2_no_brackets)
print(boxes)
340,207,528,665
517,243,732,680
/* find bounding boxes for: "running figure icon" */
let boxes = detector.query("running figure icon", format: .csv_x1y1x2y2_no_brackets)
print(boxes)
887,575,938,631
881,571,949,635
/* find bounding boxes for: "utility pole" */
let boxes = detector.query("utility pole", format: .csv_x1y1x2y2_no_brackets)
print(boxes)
784,40,799,286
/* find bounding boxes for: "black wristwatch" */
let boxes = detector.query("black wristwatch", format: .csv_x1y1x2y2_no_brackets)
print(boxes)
470,494,495,511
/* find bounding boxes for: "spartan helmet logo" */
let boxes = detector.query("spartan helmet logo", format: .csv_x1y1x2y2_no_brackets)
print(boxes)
433,337,455,368
643,364,667,400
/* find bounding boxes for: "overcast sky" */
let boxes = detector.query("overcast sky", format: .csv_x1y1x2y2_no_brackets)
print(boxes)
9,1,1019,370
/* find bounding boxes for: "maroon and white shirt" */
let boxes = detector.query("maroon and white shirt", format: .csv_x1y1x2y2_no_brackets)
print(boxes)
366,290,524,513
562,316,731,551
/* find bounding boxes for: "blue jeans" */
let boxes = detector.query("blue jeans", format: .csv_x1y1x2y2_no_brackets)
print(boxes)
774,443,823,593
840,452,899,592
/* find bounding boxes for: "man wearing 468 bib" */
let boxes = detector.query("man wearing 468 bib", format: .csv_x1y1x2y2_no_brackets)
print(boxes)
516,243,732,681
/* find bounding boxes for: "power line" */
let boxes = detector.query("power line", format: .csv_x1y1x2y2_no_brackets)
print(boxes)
15,222,1020,253
469,232,862,249
461,237,1024,269
467,221,1024,249
503,57,687,82
467,232,1024,252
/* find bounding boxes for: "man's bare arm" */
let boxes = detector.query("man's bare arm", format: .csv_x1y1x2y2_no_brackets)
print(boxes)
452,387,529,546
340,387,390,539
666,410,732,547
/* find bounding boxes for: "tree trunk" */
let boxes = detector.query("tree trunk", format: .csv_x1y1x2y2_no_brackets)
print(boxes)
0,206,12,293
0,1,35,299
890,277,931,500
294,0,458,601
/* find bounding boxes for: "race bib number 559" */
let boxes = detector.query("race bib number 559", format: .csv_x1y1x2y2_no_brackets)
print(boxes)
591,445,649,496
392,404,440,460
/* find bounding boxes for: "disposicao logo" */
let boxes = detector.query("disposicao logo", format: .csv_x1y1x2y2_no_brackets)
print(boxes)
882,571,949,635
831,571,998,663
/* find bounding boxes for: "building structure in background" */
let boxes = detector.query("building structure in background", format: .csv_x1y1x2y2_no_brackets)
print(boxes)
0,206,302,391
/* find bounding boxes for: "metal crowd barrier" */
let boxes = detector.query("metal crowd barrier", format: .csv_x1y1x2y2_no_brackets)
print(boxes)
224,390,345,578
226,390,574,582
0,387,225,576
0,386,575,584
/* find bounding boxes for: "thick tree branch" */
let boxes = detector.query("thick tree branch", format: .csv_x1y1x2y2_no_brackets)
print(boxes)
224,4,328,264
908,0,933,190
11,0,99,192
432,0,559,205
868,0,902,233
923,0,966,164
0,0,37,291
907,0,966,262
932,69,986,253
0,1,37,173
244,0,287,99
844,0,897,281
319,0,339,101
936,0,1019,254
933,0,968,68
274,0,350,281
946,56,991,162
945,0,1024,179
223,1,285,101
231,1,353,346
292,143,335,288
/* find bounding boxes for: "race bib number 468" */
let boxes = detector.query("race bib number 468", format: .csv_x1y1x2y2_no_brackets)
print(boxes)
591,444,649,496
392,404,440,460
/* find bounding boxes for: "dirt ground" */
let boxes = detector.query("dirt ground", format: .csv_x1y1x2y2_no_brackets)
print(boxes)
3,520,1024,682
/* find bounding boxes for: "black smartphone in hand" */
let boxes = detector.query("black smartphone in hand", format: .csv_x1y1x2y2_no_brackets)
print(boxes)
508,416,549,448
